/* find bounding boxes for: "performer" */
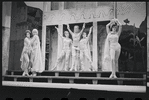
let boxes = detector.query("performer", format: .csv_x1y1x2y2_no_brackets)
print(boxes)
20,30,32,76
103,19,122,78
30,29,44,76
52,26,72,71
67,23,85,71
79,26,94,71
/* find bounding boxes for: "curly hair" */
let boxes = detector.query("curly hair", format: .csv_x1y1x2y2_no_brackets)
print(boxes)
25,30,31,36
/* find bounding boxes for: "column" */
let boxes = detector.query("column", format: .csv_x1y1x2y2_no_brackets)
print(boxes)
114,2,117,18
2,2,12,75
42,2,51,70
57,2,64,58
147,15,149,72
147,2,149,71
93,21,98,71
92,2,98,71
57,24,63,58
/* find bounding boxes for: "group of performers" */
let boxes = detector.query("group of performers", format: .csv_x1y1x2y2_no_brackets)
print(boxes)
20,29,44,76
20,18,122,78
52,23,94,71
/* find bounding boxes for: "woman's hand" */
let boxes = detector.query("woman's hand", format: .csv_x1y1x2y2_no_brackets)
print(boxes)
55,26,58,29
82,23,85,29
67,24,69,29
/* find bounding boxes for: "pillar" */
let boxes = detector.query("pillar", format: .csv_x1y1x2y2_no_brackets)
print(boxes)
147,14,149,72
2,2,12,75
42,2,51,70
92,2,98,71
114,2,117,18
93,21,98,71
57,2,64,58
147,2,149,72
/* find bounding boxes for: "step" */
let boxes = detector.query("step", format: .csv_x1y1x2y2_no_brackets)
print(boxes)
6,70,146,78
2,81,146,93
2,75,146,85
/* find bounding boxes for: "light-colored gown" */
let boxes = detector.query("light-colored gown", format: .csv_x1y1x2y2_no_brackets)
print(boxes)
20,37,32,71
102,32,120,71
31,35,44,73
55,37,72,71
79,37,92,71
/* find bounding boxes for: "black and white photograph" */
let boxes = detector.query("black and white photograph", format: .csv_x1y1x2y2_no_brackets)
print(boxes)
2,1,148,100
147,2,149,93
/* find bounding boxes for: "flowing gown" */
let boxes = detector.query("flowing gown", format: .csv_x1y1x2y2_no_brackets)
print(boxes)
79,38,92,71
55,38,72,71
31,35,44,73
102,33,120,71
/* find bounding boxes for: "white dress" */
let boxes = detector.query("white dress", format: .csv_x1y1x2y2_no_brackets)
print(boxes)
102,32,121,71
79,38,92,71
31,35,44,73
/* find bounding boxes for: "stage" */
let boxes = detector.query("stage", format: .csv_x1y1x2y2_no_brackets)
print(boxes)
2,81,146,93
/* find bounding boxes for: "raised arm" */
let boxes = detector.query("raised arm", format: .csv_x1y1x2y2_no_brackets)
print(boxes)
55,26,63,38
78,23,85,36
87,26,93,41
115,19,122,36
106,20,114,34
67,24,73,36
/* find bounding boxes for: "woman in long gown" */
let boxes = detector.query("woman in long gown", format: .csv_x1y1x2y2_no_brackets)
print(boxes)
31,29,44,76
79,26,94,71
103,19,122,78
20,30,32,76
52,26,72,71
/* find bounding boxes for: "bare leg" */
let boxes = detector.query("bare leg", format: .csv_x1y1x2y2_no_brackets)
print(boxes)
52,51,65,71
76,51,80,71
109,49,117,78
80,51,84,71
84,50,93,71
23,53,29,76
115,48,121,72
70,47,77,71
65,50,70,71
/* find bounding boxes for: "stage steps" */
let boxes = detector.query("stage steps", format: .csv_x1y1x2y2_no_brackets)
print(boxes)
3,70,146,86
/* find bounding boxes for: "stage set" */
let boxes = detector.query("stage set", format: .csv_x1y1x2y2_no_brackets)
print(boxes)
2,2,147,97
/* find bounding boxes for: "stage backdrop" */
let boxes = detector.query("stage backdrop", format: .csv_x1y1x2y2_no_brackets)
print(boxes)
8,2,43,70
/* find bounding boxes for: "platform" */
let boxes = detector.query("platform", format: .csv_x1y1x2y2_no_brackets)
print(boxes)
3,70,146,86
2,81,146,93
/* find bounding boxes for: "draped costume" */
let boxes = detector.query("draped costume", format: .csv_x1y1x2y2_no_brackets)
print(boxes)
53,38,72,71
31,35,44,73
102,33,120,71
79,37,92,71
20,38,32,71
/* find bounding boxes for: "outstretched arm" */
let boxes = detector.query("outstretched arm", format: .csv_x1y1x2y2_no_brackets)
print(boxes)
67,24,73,36
115,19,122,36
78,23,85,36
55,26,63,39
87,26,93,41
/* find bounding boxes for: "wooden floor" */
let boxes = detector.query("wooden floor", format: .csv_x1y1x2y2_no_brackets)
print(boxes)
2,81,146,93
